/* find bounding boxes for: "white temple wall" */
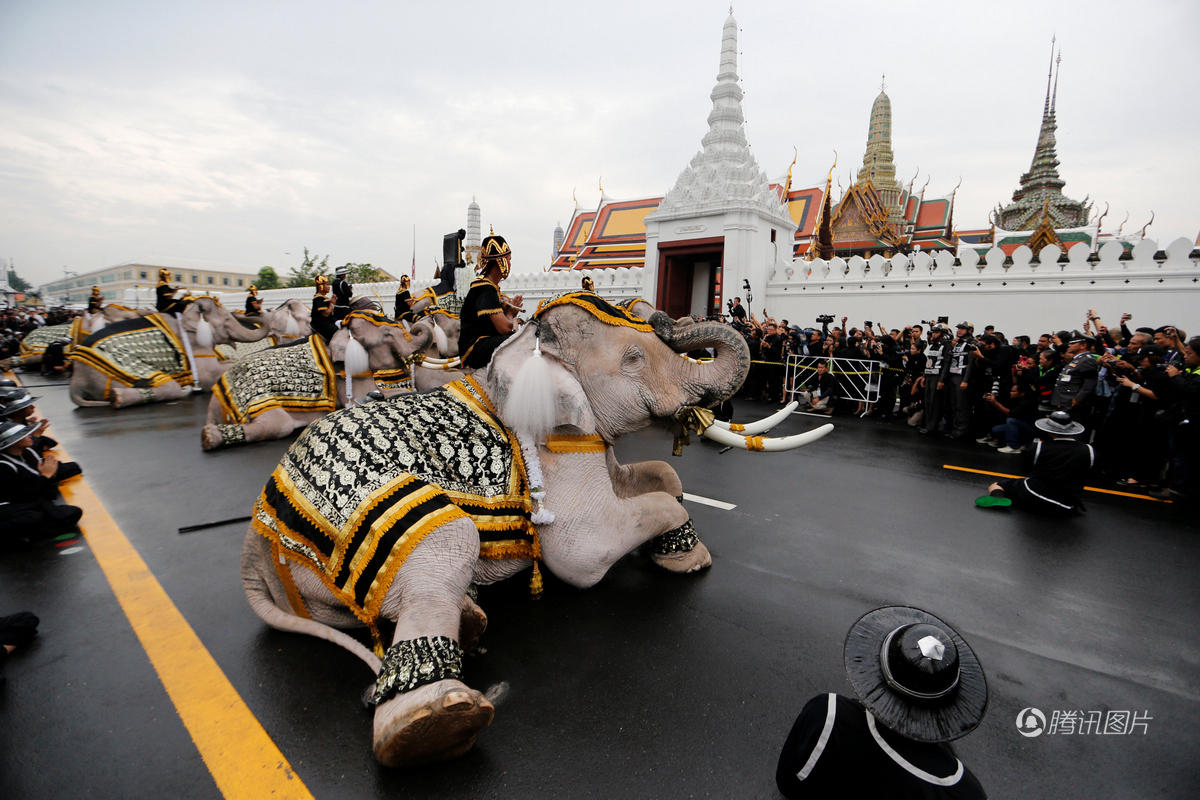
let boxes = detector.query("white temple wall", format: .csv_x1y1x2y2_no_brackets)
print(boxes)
765,239,1199,335
123,238,1198,337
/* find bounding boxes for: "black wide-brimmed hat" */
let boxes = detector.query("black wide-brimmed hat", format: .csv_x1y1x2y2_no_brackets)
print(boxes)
0,419,40,450
0,387,38,416
1034,410,1085,437
844,606,988,742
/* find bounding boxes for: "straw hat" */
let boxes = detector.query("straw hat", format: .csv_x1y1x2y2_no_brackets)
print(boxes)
0,418,40,450
843,606,988,742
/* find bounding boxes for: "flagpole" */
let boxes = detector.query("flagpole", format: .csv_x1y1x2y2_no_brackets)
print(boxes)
411,224,416,280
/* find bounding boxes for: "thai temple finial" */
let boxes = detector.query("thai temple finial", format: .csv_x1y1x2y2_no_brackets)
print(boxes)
648,11,789,222
1095,201,1110,239
781,146,797,199
1117,211,1129,236
856,79,904,232
1139,211,1155,239
995,39,1088,233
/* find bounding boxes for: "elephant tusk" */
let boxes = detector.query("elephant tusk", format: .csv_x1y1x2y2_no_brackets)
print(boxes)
712,401,799,434
700,421,833,451
417,356,461,368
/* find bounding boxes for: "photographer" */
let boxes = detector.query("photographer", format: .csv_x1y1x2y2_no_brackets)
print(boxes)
917,324,953,434
945,322,978,440
728,297,748,324
1050,332,1100,425
1103,346,1169,490
1157,336,1200,500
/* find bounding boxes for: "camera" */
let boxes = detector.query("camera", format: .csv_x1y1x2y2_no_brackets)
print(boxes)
815,314,835,324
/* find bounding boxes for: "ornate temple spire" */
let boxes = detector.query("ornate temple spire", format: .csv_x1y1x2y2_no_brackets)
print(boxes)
856,87,900,193
651,11,789,221
997,41,1090,231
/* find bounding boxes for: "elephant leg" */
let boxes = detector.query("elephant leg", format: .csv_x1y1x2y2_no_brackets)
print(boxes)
371,516,495,767
459,592,487,650
201,408,310,450
604,452,710,574
110,381,186,408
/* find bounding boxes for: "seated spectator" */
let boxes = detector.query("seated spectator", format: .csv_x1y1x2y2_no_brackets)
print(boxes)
0,388,81,480
977,411,1093,514
0,420,84,546
794,360,836,415
776,605,988,799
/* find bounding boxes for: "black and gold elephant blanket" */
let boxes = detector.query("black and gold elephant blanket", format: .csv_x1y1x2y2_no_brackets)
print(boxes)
212,334,337,424
250,376,534,651
18,323,75,357
69,315,192,388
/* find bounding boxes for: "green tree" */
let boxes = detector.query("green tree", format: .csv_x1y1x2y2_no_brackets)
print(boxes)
6,269,31,292
343,263,388,283
255,265,282,289
287,247,329,288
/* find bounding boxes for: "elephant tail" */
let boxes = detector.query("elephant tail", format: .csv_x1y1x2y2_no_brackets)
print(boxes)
241,530,382,673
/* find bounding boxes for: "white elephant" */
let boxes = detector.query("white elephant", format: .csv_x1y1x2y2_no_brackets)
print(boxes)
68,297,271,408
240,292,830,767
201,311,438,450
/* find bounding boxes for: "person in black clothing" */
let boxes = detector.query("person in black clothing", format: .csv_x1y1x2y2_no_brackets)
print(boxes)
243,284,263,316
917,325,952,434
1155,336,1200,500
729,297,747,324
776,605,988,799
332,265,354,323
154,268,192,314
458,231,523,369
394,275,414,322
0,419,84,546
1050,332,1100,425
978,411,1093,514
86,286,103,314
760,323,785,402
310,275,338,343
795,360,836,414
0,388,81,480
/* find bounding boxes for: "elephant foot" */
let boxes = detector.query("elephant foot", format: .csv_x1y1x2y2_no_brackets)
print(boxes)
459,595,488,650
648,519,711,574
201,423,245,451
651,539,712,573
373,679,495,767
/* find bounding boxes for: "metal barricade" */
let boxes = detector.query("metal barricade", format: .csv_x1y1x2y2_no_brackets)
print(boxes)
784,354,882,415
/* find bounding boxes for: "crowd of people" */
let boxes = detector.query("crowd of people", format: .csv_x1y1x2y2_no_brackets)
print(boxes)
726,300,1198,504
0,306,83,365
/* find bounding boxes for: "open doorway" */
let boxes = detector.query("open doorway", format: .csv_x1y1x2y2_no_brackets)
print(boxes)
656,237,724,320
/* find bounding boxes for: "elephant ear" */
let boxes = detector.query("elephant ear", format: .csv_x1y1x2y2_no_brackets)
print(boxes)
495,323,595,442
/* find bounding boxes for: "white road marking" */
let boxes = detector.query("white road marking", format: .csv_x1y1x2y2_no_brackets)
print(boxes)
58,546,85,555
682,492,736,511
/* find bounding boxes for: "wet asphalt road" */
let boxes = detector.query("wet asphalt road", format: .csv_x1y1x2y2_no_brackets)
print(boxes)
1,377,1197,799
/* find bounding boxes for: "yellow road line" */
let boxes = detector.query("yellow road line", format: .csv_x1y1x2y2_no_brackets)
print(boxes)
942,464,1173,503
6,370,312,799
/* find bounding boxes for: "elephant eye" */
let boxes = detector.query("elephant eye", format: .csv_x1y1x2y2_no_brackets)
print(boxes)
620,345,645,375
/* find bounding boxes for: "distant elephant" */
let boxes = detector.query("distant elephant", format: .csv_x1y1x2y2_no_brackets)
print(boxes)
68,297,271,408
201,311,437,450
241,292,830,766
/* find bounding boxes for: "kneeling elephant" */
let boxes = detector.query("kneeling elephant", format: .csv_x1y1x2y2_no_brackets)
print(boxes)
240,292,830,766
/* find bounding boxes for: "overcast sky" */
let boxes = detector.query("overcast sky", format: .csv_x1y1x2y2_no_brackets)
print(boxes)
2,0,1197,288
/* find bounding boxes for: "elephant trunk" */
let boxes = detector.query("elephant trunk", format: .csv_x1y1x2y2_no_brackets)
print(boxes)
649,311,750,407
225,312,272,342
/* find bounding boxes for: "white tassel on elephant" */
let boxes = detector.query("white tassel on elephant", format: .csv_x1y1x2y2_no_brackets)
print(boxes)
345,331,370,405
502,332,557,444
194,314,214,348
430,322,449,356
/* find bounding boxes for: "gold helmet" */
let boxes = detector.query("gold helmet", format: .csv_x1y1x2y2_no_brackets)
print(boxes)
314,274,330,295
399,275,411,289
247,284,259,297
157,268,171,284
89,285,102,297
477,227,512,279
581,276,595,292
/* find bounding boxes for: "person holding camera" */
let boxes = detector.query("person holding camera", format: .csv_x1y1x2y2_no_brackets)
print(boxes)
944,322,978,439
917,325,953,434
1153,336,1200,501
729,297,748,324
1050,332,1100,425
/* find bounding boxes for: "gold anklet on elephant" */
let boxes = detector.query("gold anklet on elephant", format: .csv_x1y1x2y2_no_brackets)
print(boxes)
212,424,246,447
368,636,464,706
650,518,700,555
